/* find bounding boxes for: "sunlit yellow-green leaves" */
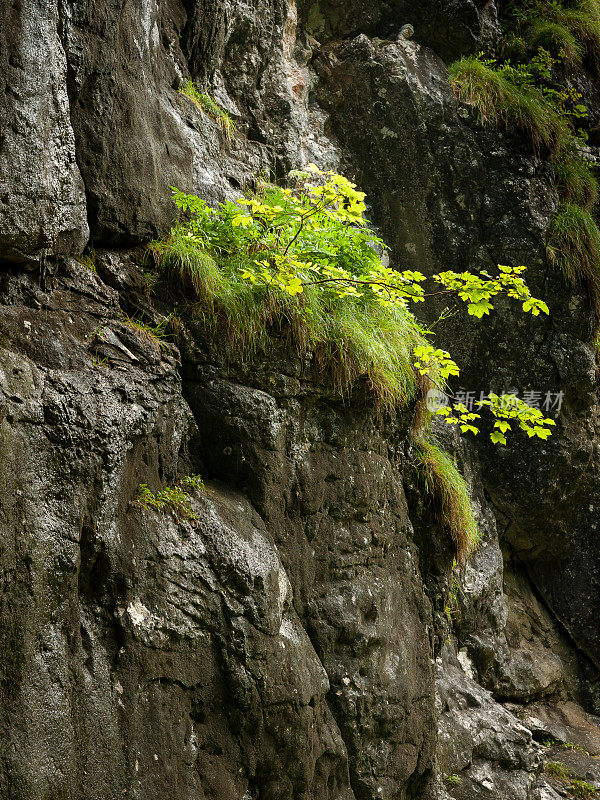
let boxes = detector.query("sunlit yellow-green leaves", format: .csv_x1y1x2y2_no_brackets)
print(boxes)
435,392,556,444
435,266,549,318
166,169,555,446
414,345,460,380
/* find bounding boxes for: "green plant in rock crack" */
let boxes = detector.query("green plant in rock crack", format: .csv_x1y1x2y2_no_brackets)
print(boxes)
135,475,205,520
120,312,172,351
178,82,236,139
149,166,559,562
150,165,555,448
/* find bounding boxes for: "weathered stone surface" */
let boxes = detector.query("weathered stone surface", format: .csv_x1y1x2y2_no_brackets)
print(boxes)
0,262,358,799
297,0,500,62
56,0,340,244
316,30,600,706
517,701,600,757
0,0,88,263
436,644,543,799
178,330,451,799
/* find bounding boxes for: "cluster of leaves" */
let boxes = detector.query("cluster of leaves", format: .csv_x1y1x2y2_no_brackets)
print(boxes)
136,475,204,520
433,393,556,444
178,81,236,139
151,166,555,444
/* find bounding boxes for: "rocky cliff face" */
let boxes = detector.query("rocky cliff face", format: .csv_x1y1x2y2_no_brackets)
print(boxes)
1,1,600,799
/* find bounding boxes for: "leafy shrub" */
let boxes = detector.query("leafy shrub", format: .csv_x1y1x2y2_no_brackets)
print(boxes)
149,168,560,561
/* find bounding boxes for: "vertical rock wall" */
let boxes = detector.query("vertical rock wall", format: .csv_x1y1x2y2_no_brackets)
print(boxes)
1,0,600,798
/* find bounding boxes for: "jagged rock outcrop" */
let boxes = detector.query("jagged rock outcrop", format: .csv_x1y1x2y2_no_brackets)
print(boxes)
1,0,89,262
1,0,600,798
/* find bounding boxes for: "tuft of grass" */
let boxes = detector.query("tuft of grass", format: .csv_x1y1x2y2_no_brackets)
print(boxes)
448,56,571,152
444,773,463,787
547,203,600,315
508,0,600,70
529,19,583,64
561,0,600,68
149,228,429,413
121,313,170,351
553,148,599,209
415,440,479,563
135,475,204,520
178,81,236,139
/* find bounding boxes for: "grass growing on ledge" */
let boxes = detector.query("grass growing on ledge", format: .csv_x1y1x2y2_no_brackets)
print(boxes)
415,440,479,563
447,55,570,152
506,0,600,69
557,0,600,68
149,185,430,412
178,81,236,139
553,148,599,209
547,203,600,314
529,19,583,64
448,50,600,316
